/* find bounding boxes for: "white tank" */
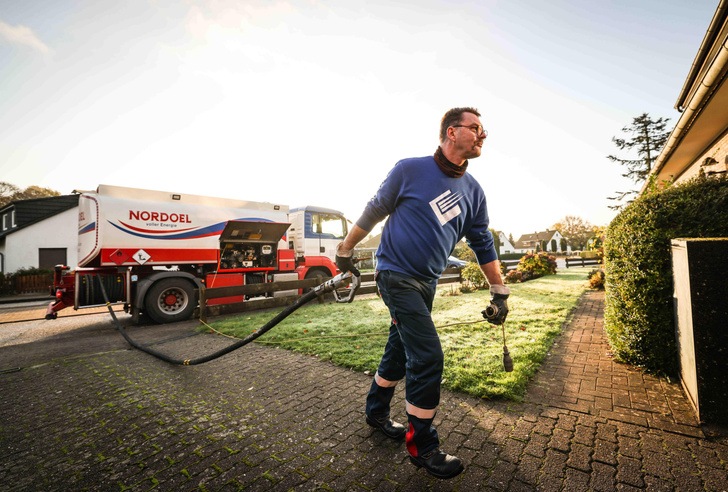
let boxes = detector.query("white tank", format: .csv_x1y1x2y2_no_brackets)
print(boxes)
78,185,289,267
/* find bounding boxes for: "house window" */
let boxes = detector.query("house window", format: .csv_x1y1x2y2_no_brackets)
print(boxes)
2,214,6,231
39,248,67,269
11,210,15,227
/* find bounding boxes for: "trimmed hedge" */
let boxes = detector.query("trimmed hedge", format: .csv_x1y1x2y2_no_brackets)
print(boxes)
604,175,728,375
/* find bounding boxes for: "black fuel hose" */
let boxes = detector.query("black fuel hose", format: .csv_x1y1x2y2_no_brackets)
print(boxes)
98,273,355,365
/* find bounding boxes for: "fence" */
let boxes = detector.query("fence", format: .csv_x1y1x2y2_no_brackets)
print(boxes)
565,257,603,268
199,267,462,322
500,260,520,272
0,273,54,295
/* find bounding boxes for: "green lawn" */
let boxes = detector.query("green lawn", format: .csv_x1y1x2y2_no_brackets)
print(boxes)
206,268,591,401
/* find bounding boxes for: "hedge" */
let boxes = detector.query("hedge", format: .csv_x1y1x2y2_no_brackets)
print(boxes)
604,175,728,375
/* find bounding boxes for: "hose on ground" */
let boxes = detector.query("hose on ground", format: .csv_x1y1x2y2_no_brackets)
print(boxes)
98,272,355,365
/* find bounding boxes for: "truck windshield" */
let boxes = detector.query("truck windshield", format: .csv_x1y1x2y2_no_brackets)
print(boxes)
311,213,347,239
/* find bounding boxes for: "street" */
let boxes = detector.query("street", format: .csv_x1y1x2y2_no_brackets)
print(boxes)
0,300,201,370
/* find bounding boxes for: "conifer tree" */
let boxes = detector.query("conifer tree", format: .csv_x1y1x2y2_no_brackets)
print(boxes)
607,113,670,209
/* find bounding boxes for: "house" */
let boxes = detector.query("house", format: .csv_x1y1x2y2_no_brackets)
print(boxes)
0,195,79,274
514,230,570,254
494,231,516,255
646,3,728,187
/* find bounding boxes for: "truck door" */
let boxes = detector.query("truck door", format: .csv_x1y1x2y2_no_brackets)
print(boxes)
306,212,347,261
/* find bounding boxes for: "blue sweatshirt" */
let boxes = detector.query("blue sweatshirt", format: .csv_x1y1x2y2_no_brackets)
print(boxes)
356,156,497,281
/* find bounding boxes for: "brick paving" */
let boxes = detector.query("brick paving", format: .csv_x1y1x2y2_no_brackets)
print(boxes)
1,290,727,491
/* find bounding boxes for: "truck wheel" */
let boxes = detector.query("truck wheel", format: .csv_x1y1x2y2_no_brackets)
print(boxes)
304,269,329,293
145,278,196,324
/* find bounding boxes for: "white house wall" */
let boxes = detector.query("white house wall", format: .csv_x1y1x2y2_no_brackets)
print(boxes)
4,207,78,273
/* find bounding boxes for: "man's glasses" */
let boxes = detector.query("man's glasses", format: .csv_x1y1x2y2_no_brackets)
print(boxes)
452,125,487,138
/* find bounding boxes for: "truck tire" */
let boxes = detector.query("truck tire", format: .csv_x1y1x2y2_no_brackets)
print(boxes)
144,278,197,324
304,268,329,292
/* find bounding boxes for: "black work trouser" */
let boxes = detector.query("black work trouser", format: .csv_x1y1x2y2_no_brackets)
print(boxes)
366,270,443,456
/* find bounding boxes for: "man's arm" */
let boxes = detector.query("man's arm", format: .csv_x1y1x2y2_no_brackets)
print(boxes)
480,260,508,293
340,224,370,252
335,224,371,276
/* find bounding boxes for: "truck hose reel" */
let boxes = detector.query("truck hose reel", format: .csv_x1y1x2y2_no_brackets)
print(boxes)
99,272,360,365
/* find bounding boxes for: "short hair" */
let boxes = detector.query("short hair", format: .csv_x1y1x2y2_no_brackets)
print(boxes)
439,107,481,143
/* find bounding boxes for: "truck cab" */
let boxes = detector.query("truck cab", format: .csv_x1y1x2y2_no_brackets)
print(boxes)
288,206,348,281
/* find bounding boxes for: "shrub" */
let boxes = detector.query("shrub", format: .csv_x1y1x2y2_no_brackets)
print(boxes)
504,270,523,284
517,252,557,278
604,175,728,375
12,267,54,276
452,243,477,262
588,269,605,290
461,262,489,289
0,267,54,295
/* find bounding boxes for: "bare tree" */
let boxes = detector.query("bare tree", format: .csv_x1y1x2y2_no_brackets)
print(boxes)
0,182,21,207
552,216,595,251
0,182,60,207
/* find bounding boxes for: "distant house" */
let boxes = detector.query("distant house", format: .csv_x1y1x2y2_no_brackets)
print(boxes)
647,3,728,187
494,231,516,255
514,230,570,254
0,195,79,274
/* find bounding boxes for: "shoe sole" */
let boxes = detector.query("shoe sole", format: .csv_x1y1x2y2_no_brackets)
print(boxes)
409,456,464,479
365,416,406,440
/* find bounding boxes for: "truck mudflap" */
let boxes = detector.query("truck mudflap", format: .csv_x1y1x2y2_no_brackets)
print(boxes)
46,265,73,319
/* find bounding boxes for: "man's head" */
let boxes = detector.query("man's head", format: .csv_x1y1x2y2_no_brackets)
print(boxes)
439,107,487,162
439,107,481,143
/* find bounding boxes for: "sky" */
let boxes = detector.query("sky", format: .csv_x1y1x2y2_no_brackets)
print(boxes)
0,0,720,240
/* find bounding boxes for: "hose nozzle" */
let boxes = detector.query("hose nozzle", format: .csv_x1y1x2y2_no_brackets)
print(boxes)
502,346,514,372
314,271,361,303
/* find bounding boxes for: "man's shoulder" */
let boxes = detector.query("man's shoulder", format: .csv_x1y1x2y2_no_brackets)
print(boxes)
396,155,435,168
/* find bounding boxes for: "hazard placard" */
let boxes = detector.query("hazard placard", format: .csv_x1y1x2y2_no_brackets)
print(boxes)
133,249,151,265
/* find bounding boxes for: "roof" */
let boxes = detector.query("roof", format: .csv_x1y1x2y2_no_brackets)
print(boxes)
0,195,79,238
289,205,345,216
647,2,728,186
514,230,561,250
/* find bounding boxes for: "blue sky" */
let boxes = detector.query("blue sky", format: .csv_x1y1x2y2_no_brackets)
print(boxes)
0,0,719,239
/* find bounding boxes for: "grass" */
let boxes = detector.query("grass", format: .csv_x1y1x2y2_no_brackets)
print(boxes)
206,268,592,401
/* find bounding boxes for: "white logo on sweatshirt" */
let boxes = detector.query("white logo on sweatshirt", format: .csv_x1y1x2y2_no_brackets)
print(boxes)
430,190,463,226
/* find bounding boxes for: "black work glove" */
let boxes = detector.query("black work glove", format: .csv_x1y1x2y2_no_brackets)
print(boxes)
482,285,510,325
335,243,360,277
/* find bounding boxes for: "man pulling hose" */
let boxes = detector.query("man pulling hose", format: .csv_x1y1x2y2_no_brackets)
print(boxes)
336,107,509,480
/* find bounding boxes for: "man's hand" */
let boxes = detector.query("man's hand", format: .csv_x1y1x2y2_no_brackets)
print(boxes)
335,242,360,277
482,284,510,325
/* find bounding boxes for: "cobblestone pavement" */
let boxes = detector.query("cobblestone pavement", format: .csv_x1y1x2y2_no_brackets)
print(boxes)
1,291,727,491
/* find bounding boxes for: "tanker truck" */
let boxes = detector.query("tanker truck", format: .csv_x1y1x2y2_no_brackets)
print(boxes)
47,185,348,323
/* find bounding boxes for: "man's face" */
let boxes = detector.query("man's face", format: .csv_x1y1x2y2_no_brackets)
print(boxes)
452,112,486,159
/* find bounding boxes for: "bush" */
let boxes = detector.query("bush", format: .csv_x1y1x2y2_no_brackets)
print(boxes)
461,262,489,289
516,252,557,278
452,243,477,262
588,269,605,290
504,270,523,284
604,175,728,375
0,267,54,295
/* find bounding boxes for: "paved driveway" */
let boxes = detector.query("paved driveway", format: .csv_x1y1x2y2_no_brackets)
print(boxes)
1,292,727,491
